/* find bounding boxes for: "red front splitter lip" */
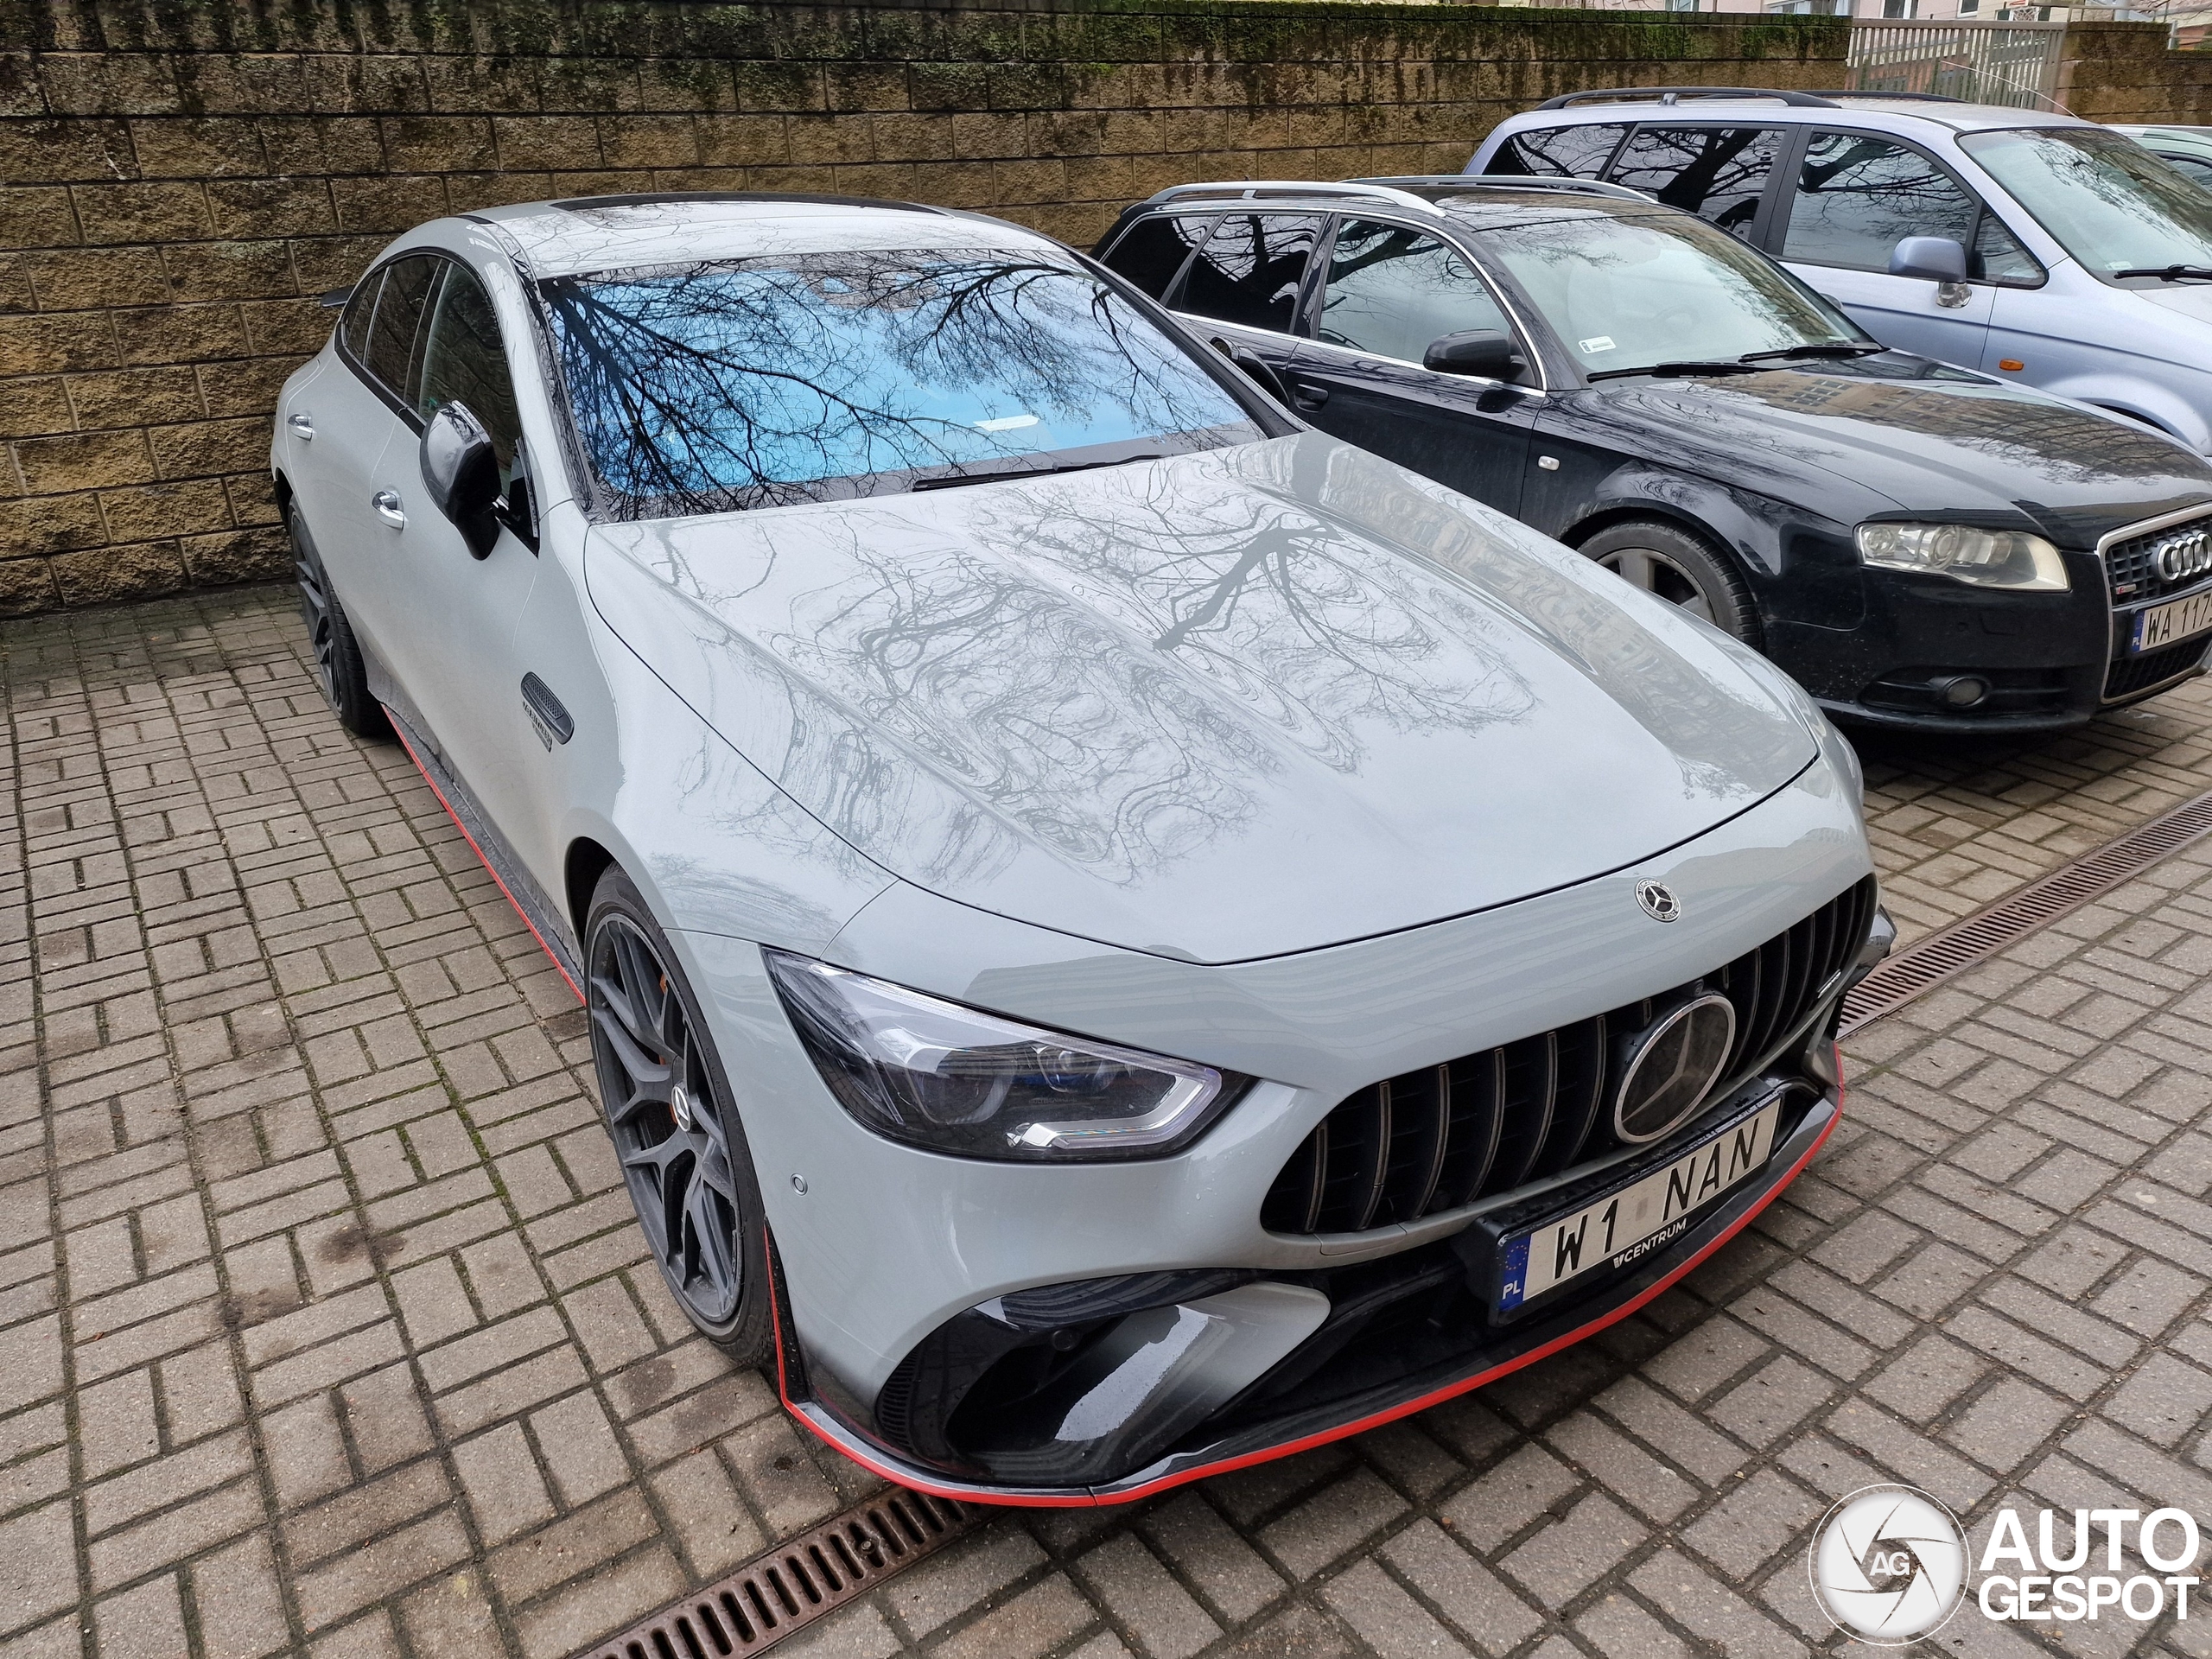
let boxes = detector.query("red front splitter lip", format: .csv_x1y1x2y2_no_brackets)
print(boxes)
768,1066,1845,1508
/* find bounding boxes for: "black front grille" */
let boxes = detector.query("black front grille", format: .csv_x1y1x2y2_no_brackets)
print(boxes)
2105,635,2211,702
1261,876,1879,1236
2105,512,2212,606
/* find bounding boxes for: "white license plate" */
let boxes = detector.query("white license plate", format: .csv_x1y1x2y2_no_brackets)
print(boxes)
2134,587,2212,653
1497,1100,1783,1312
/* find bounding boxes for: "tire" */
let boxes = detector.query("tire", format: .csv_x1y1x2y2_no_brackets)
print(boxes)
1576,518,1763,650
289,500,391,740
584,866,774,1363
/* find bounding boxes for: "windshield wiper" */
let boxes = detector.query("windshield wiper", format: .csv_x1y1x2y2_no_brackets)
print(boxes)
909,453,1165,492
1586,360,1770,382
1737,342,1885,362
2111,264,2212,282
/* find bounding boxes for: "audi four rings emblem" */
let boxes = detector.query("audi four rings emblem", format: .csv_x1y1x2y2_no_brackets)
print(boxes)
1637,880,1681,922
2152,527,2212,582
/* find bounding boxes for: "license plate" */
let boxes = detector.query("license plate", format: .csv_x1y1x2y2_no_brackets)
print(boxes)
1497,1100,1782,1313
2134,586,2212,653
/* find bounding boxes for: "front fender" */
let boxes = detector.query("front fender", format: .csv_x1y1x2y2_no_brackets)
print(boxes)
2031,372,2210,454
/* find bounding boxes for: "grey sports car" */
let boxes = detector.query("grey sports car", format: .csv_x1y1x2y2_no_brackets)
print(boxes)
270,191,1885,1503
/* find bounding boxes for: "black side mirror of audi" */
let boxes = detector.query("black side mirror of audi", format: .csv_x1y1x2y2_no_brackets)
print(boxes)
1424,328,1527,382
1888,236,1968,285
419,401,503,559
1210,335,1291,406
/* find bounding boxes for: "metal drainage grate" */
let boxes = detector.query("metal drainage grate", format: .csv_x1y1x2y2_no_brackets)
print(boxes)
1840,788,2212,1034
582,1489,978,1659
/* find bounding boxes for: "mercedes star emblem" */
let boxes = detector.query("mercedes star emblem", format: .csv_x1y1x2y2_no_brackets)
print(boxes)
1637,880,1681,923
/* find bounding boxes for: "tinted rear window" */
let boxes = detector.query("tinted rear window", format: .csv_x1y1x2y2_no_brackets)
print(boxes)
1487,124,1629,179
362,255,442,398
1178,213,1322,333
1606,127,1782,239
1100,214,1215,300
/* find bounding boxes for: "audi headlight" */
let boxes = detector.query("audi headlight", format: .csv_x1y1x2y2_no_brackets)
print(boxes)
765,950,1243,1160
1854,522,2068,592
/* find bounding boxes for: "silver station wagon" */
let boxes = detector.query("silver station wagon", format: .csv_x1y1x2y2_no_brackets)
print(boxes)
271,190,1884,1502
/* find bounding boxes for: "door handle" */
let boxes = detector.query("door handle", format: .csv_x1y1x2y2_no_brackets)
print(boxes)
1290,380,1329,410
371,490,406,529
286,412,315,441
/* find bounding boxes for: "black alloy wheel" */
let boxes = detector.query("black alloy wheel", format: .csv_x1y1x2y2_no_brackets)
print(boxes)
288,501,389,739
586,867,772,1361
1578,518,1763,649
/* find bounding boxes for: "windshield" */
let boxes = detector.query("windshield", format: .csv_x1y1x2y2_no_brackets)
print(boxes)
1476,210,1866,378
1960,126,2212,281
544,248,1262,517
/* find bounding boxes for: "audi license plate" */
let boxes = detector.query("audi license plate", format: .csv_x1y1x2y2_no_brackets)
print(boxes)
2134,588,2212,653
1496,1099,1782,1313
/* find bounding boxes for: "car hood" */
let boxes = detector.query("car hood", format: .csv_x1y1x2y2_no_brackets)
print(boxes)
1573,360,2212,544
585,434,1815,963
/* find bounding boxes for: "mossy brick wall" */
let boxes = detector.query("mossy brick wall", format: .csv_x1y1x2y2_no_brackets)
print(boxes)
2057,21,2212,124
0,0,1846,616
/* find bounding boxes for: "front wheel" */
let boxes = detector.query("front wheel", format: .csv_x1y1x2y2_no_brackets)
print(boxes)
585,867,773,1363
1577,518,1763,649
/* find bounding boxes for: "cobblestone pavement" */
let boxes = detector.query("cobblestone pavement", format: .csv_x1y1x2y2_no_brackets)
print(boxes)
6,582,2212,1659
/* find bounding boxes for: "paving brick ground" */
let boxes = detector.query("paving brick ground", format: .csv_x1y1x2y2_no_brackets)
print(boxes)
6,582,2212,1659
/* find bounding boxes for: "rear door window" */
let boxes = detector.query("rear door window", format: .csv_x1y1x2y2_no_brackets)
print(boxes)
1487,124,1630,179
1317,220,1516,365
1606,126,1783,240
1178,213,1323,334
1100,214,1216,302
360,254,442,402
1782,132,1980,271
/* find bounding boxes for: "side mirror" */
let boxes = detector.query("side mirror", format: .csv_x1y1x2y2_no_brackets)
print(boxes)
1210,336,1290,406
1888,236,1968,285
1423,328,1526,381
419,401,502,559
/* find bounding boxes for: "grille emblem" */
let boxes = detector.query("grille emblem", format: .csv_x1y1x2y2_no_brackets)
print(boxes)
2152,528,2212,583
1614,993,1737,1143
1636,880,1681,923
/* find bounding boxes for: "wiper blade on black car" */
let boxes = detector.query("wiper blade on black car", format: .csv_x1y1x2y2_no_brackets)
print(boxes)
910,454,1164,492
1586,360,1770,382
2110,264,2212,282
1737,343,1885,362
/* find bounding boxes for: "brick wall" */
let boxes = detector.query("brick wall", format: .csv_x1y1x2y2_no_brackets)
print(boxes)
0,0,1845,616
2058,19,2212,124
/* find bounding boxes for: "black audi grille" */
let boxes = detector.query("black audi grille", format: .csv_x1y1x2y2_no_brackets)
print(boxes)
1261,877,1879,1236
2104,635,2211,702
2105,512,2212,606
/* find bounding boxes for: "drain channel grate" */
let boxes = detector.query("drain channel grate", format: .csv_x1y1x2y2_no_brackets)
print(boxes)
1840,788,2212,1035
582,1489,977,1659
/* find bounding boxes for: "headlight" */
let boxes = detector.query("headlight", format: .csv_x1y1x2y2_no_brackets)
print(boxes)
765,950,1243,1160
1854,522,2069,592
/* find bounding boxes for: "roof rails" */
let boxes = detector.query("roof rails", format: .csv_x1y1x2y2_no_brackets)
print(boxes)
1357,173,1658,205
1535,86,1840,111
1140,180,1440,215
549,189,947,214
1801,88,1965,102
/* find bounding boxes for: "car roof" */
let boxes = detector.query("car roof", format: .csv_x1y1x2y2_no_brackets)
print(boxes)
1499,94,2084,137
456,193,1051,276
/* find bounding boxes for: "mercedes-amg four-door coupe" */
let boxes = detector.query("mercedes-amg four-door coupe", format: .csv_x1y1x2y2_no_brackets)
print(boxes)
273,192,1883,1503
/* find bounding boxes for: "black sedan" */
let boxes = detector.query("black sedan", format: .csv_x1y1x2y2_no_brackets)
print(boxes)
1091,177,2212,732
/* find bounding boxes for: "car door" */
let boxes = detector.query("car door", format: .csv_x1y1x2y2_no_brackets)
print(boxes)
373,255,552,877
1772,129,2009,365
1285,217,1537,514
283,257,441,665
1166,210,1322,388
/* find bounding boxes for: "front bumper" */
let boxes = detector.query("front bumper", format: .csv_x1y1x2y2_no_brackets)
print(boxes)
770,1078,1840,1505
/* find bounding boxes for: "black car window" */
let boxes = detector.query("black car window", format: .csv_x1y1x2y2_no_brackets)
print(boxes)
1317,220,1515,365
362,254,442,400
340,270,382,362
1178,213,1322,334
1100,214,1217,302
1488,124,1630,179
1783,133,1980,273
1606,126,1782,240
416,263,523,483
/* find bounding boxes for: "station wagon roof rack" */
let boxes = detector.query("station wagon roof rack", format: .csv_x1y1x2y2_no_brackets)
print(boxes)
548,189,949,214
1356,174,1658,205
1535,86,1841,110
1801,89,1966,102
1139,180,1440,215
